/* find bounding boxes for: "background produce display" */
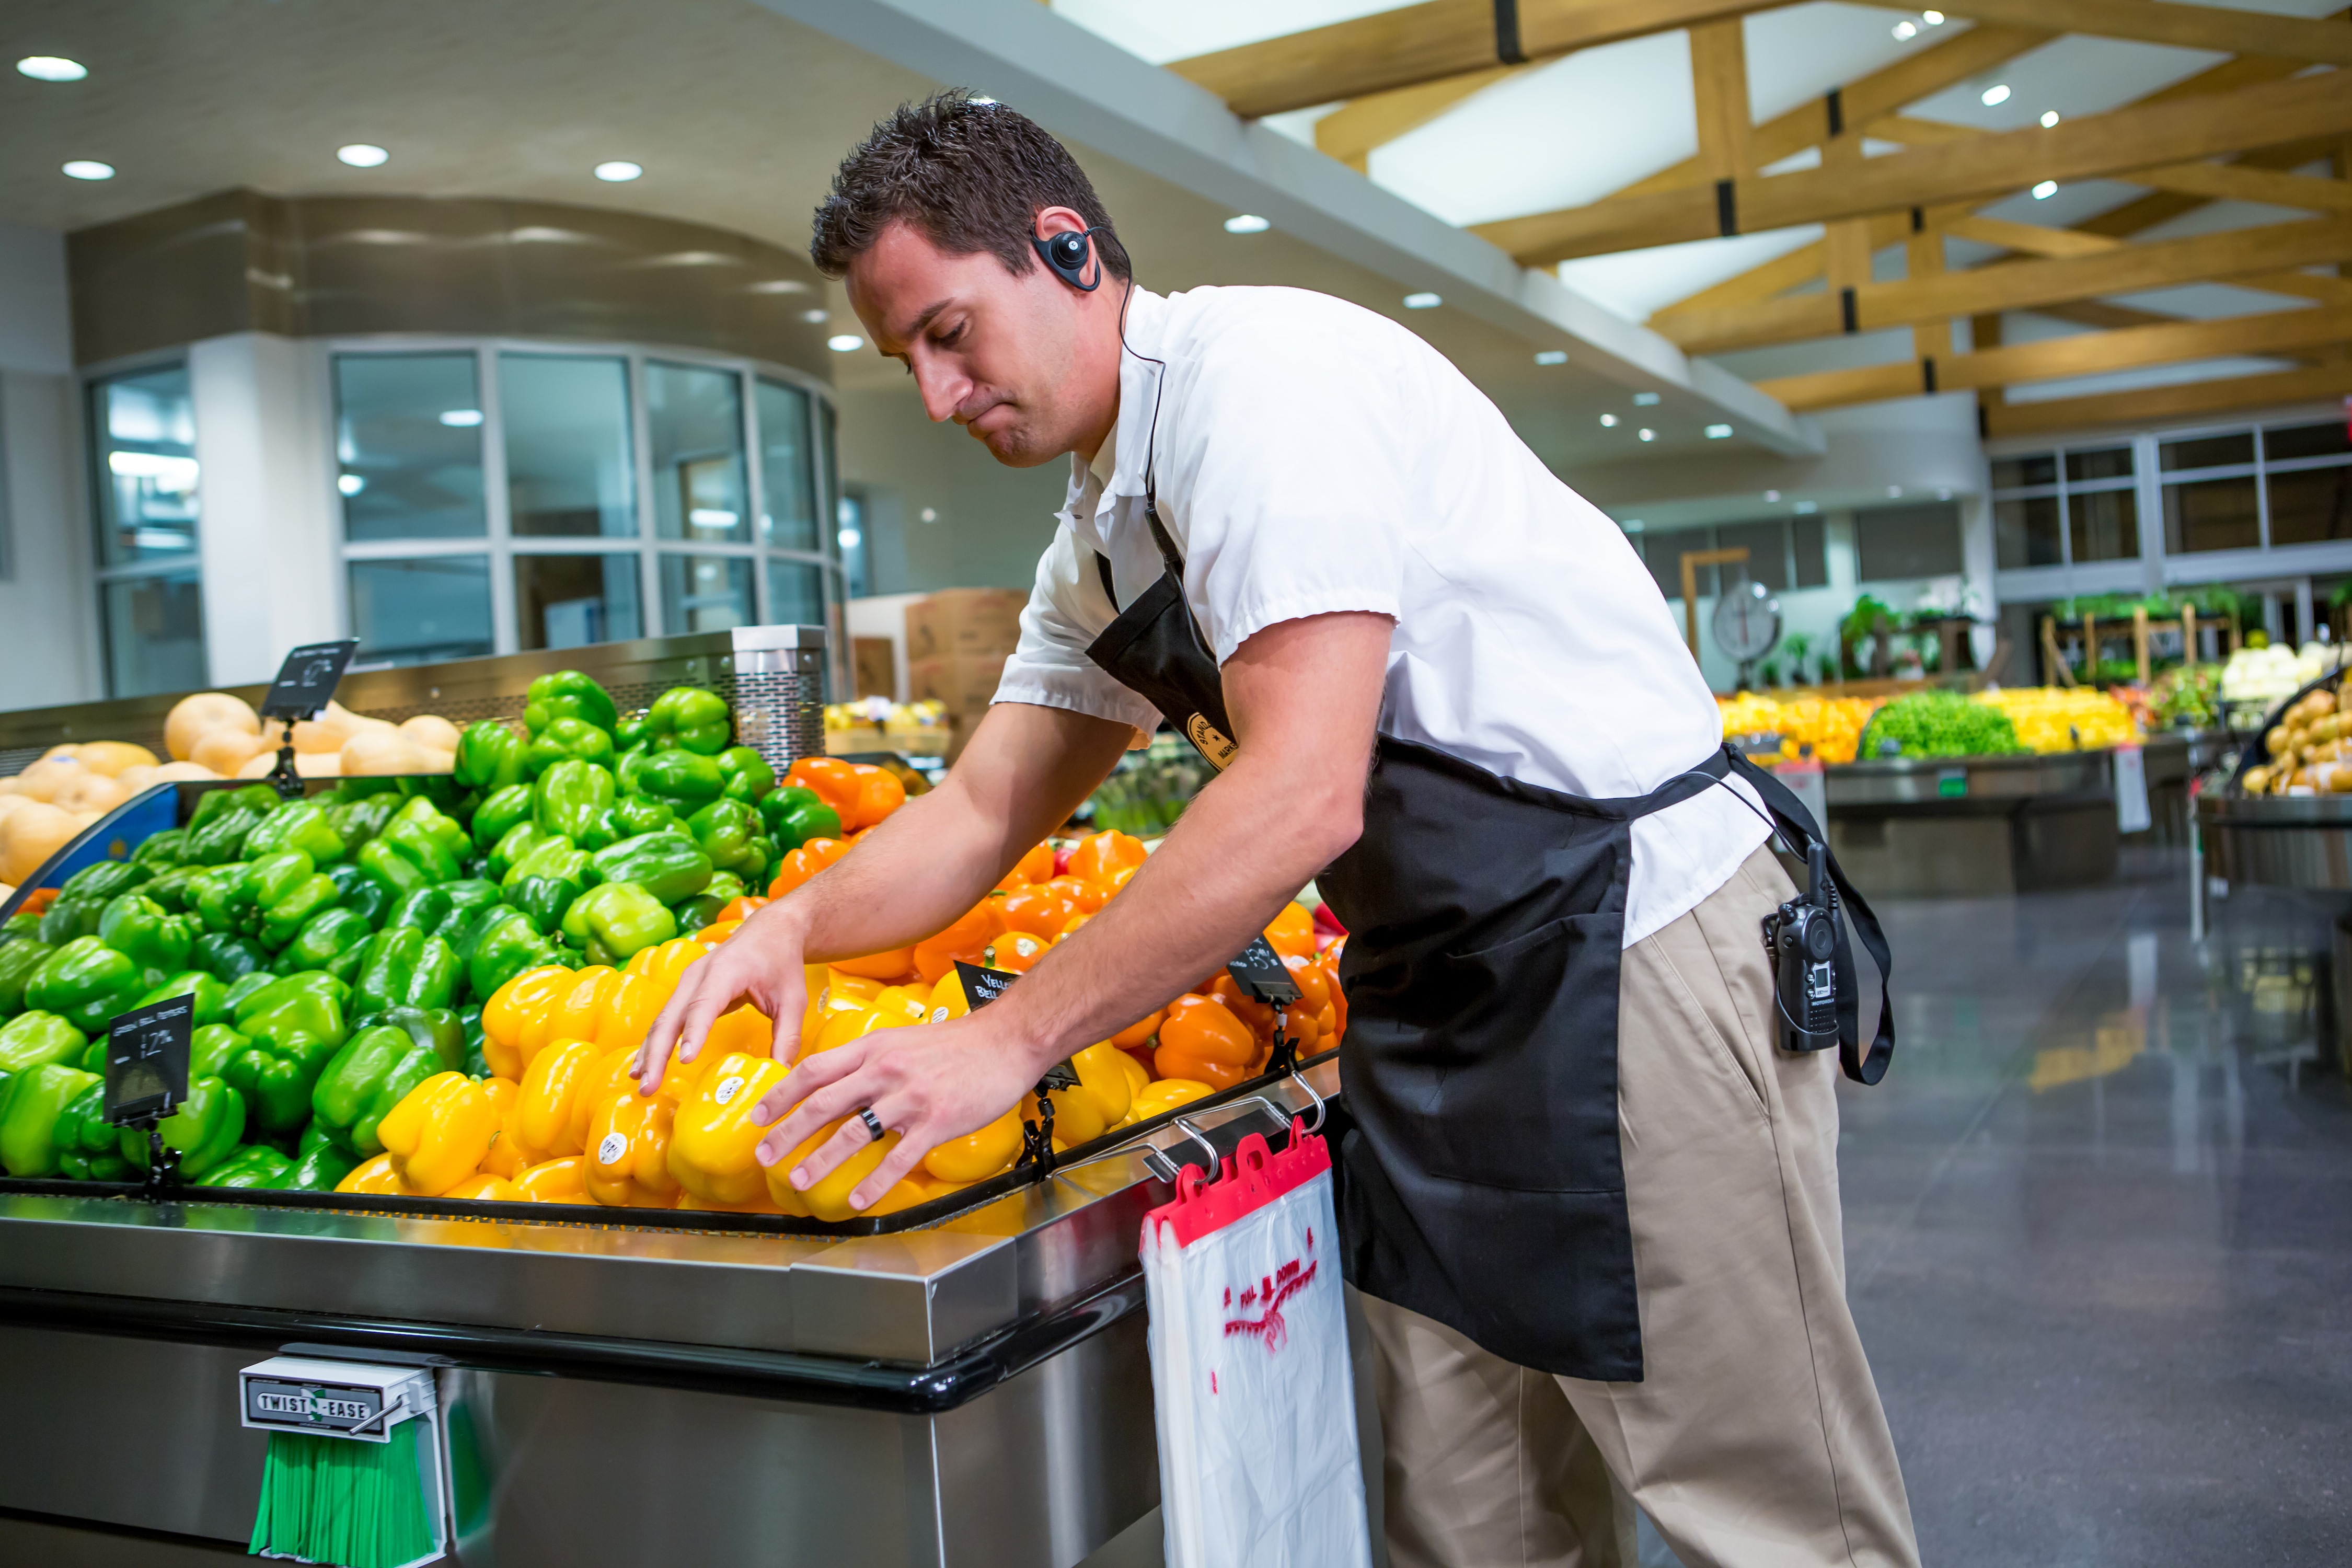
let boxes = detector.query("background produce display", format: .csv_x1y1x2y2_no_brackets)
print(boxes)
1721,686,2141,763
1971,686,2140,753
2240,684,2350,795
1715,693,1883,765
1855,692,2027,760
0,669,1346,1218
2219,641,2349,726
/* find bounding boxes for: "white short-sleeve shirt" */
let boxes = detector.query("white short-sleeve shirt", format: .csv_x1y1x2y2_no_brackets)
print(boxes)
993,285,1766,946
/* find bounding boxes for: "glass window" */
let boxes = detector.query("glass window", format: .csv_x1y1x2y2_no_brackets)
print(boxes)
756,378,818,551
348,555,494,665
2265,422,2352,463
1714,520,1787,592
659,553,754,633
1990,454,2056,489
2069,489,2139,563
91,366,200,568
837,494,871,599
515,554,643,650
2159,432,2253,472
1791,515,1827,588
767,560,825,628
1995,497,2061,569
335,354,487,541
2065,447,2134,483
501,355,633,538
648,362,747,543
2162,476,2259,554
1857,503,1962,581
101,571,206,697
2266,466,2352,547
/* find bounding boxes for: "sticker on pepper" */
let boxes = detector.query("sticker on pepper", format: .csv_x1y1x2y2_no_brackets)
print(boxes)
714,1075,745,1106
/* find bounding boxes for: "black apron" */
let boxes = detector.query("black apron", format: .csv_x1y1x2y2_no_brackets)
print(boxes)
1086,500,1894,1380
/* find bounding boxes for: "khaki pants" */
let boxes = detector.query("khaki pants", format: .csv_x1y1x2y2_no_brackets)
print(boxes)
1361,847,1918,1568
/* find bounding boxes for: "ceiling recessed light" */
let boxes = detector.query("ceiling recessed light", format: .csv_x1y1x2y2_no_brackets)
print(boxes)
1632,391,1661,406
1534,350,1569,366
1765,490,1780,502
1888,485,1904,497
838,527,863,549
2032,179,2058,200
439,409,482,428
1402,292,1442,309
337,144,388,168
799,308,830,324
1705,424,1733,439
1794,500,1819,514
17,55,87,82
2039,110,2060,128
827,334,864,352
62,160,113,180
1599,414,1619,428
920,508,939,523
1224,214,1270,234
1892,20,1917,39
1981,84,2011,107
594,161,643,182
338,474,366,496
1637,429,1656,442
1922,9,1945,22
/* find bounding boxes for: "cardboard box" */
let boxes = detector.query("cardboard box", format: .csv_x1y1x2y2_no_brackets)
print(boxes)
852,637,897,701
906,589,1028,662
908,652,1008,717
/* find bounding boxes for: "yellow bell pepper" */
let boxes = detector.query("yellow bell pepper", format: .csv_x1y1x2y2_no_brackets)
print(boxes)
1071,1042,1133,1127
1131,1079,1214,1120
923,1106,1023,1184
584,1090,680,1207
594,973,668,1056
927,969,972,1023
444,1172,525,1202
1113,1049,1151,1099
481,965,570,1081
479,1077,525,1179
625,936,709,989
810,999,917,1055
516,1155,589,1203
521,965,623,1069
824,970,884,1007
378,1071,499,1197
772,1116,920,1221
336,1152,409,1195
562,1047,641,1154
515,1039,599,1163
667,1052,789,1206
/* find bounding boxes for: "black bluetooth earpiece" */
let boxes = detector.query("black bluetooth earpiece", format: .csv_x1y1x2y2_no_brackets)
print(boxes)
1033,225,1105,292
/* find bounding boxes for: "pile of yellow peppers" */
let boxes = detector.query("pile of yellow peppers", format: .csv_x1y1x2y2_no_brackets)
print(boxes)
338,829,1346,1218
1718,691,1885,766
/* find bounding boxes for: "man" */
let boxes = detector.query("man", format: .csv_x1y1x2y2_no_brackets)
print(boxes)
638,93,1918,1568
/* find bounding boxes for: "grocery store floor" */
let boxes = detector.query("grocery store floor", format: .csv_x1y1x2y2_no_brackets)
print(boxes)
1093,846,2352,1568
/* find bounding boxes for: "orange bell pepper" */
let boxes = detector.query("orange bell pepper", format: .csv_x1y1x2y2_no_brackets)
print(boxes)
1153,994,1256,1091
1109,1008,1164,1051
1010,843,1055,885
768,836,850,899
923,1107,1024,1184
480,965,571,1082
831,946,918,982
514,1039,601,1163
844,764,906,832
786,756,862,818
584,1090,680,1207
1103,864,1140,897
1046,874,1109,915
999,884,1076,938
912,901,1008,984
700,919,744,946
1209,974,1276,1044
378,1071,500,1196
1066,829,1146,883
516,1156,590,1203
718,895,768,924
443,1172,525,1203
1264,902,1317,962
667,1052,790,1205
980,931,1048,973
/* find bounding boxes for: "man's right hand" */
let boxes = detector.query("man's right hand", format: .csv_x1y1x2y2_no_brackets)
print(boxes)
631,903,814,1093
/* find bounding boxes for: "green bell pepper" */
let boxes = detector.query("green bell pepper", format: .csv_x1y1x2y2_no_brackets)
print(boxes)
0,1010,89,1074
457,905,561,1001
386,885,453,935
1,1063,100,1177
54,1081,134,1181
759,786,843,852
675,893,728,934
352,927,462,1016
25,939,139,1034
522,671,619,736
504,837,593,935
357,834,438,899
222,972,280,1014
0,938,53,1016
224,972,351,1135
325,861,392,927
185,785,281,864
372,797,468,883
120,1074,246,1179
645,686,732,755
524,718,617,778
436,880,504,940
716,745,777,803
488,822,545,882
274,907,375,976
606,794,679,840
192,930,271,983
459,1002,489,1079
37,893,108,946
284,1140,360,1191
97,893,196,974
243,799,347,866
191,1022,248,1079
686,799,768,880
202,1144,293,1189
454,720,530,794
534,760,616,847
470,782,536,851
259,874,342,951
324,793,396,854
132,971,229,1030
315,1008,465,1155
139,864,209,915
588,832,712,906
195,849,316,938
59,859,153,903
132,827,190,867
561,882,677,966
626,748,724,807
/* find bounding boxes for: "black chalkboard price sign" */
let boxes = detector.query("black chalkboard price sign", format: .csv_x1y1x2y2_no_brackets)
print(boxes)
261,639,360,722
106,993,193,1127
1225,934,1302,1006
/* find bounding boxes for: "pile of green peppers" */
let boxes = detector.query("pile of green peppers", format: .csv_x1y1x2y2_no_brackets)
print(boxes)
0,668,801,1195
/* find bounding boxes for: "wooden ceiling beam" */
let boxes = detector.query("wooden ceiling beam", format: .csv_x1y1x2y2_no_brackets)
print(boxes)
1869,118,2352,213
1934,0,2352,66
1690,18,1754,181
1981,361,2352,437
1476,68,2352,263
1313,64,1523,171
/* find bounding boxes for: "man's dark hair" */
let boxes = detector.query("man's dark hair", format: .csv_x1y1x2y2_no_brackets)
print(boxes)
811,91,1132,283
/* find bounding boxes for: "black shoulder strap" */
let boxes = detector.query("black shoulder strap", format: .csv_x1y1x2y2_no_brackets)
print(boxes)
1725,746,1896,1086
1094,551,1118,613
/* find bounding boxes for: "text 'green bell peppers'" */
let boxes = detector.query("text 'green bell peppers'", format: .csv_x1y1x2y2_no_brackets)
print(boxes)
716,745,776,804
53,1079,133,1181
588,832,712,907
561,882,677,966
645,686,731,755
0,937,53,1017
243,799,347,866
313,1013,464,1156
454,720,530,794
470,782,536,852
26,938,143,1035
202,1144,293,1190
759,786,841,852
622,747,723,807
1,1062,100,1177
121,1074,246,1179
225,972,351,1135
0,1010,89,1075
534,759,616,848
185,785,282,865
686,799,768,881
99,893,198,974
523,671,619,736
352,927,461,1017
525,718,616,779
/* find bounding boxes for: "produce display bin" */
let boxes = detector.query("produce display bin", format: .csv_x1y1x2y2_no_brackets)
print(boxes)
1825,750,2120,897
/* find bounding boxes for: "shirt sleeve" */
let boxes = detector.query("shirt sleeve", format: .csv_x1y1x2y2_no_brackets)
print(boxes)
991,524,1165,734
1160,294,1411,664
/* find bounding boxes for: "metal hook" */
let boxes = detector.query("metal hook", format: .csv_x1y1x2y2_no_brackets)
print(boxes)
1287,1063,1327,1136
1171,1115,1222,1178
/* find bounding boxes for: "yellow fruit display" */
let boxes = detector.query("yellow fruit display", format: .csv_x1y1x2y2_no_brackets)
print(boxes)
1717,693,1885,765
1971,687,2141,753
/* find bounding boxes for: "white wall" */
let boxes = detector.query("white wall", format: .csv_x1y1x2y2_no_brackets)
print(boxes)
833,387,1068,594
187,333,342,685
0,220,99,710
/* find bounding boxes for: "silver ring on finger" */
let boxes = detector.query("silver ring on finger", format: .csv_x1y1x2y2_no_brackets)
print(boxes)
858,1106,887,1143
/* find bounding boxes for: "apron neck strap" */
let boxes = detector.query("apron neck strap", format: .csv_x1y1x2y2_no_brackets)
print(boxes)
1142,490,1186,579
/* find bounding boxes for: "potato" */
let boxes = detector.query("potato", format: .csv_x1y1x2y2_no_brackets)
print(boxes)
0,800,81,885
340,729,420,777
236,751,278,780
0,793,32,823
2265,725,2291,757
115,764,159,796
2243,766,2271,794
8,757,86,803
49,771,131,816
39,743,80,763
298,751,343,778
2311,689,2337,716
191,727,270,775
399,714,462,753
165,691,260,762
75,740,159,777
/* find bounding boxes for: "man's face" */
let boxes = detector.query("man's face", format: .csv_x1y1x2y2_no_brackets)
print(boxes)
846,221,1101,468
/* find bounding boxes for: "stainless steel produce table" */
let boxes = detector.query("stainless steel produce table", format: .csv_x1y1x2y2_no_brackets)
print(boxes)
1826,750,2119,897
2196,792,2352,896
0,1064,1339,1568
